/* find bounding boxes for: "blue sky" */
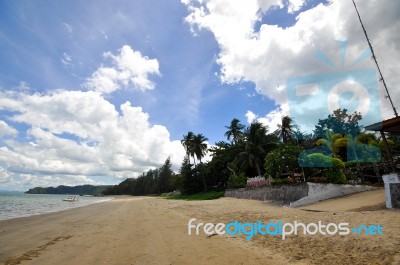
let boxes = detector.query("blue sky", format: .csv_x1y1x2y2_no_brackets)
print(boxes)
0,0,270,144
0,0,398,190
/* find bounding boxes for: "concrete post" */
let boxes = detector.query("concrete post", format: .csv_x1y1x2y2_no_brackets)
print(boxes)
382,173,400,208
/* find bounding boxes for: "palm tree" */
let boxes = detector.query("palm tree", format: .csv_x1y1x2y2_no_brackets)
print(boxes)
276,115,298,143
192,133,208,164
181,131,194,164
186,133,208,191
316,130,344,158
225,118,245,144
240,122,277,176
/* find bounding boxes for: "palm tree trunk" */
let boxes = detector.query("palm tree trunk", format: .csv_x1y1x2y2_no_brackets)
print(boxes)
256,162,262,177
199,159,207,191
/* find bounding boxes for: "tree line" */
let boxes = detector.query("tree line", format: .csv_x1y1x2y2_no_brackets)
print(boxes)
26,185,111,195
103,108,400,196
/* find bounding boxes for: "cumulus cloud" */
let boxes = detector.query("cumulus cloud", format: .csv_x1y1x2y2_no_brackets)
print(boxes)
86,45,160,94
182,0,400,131
0,121,18,138
0,89,186,187
245,110,257,124
288,0,305,13
246,104,289,133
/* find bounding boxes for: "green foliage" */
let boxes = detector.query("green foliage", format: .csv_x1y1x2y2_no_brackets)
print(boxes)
322,170,346,184
264,143,303,178
227,172,247,189
304,153,332,167
271,177,290,185
102,157,175,196
314,108,362,137
332,157,345,169
298,152,346,184
225,118,245,144
171,174,183,191
158,157,174,193
179,156,204,195
181,132,208,165
237,122,277,176
164,191,225,200
275,115,299,143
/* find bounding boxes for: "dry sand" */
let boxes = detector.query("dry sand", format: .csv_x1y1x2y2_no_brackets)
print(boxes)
0,192,399,265
299,189,387,212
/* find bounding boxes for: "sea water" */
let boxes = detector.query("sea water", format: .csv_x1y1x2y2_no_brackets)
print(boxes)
0,191,113,221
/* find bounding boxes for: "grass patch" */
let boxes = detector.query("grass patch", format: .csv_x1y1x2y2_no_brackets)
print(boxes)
163,191,225,201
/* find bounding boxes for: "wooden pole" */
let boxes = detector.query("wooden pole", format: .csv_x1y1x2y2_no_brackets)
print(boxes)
380,130,396,172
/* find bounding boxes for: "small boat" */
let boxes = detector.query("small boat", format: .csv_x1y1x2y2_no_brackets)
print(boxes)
63,196,78,202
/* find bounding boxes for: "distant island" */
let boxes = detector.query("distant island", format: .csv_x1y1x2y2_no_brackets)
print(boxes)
25,185,112,195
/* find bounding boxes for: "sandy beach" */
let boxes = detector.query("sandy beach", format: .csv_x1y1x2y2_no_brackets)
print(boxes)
1,192,399,265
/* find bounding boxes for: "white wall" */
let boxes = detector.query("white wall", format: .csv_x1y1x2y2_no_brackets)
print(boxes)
289,182,378,207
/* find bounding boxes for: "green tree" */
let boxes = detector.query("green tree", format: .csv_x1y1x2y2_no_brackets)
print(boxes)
192,133,208,164
179,156,203,194
264,143,304,179
206,141,244,190
276,116,298,143
181,131,194,164
158,157,174,193
315,130,345,158
238,122,277,176
227,172,247,189
224,118,245,144
314,108,362,137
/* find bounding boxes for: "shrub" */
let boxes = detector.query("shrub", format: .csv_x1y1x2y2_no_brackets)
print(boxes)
227,172,247,189
264,144,303,178
306,153,332,167
323,170,346,184
332,158,345,169
272,177,290,185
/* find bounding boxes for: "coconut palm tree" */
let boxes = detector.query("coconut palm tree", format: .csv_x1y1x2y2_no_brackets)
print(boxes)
181,131,194,164
192,133,208,164
276,115,298,143
224,118,245,144
239,122,277,176
316,130,344,158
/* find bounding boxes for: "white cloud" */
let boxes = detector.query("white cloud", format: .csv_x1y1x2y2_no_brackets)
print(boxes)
288,0,305,13
246,104,289,133
86,45,160,94
245,110,257,124
0,167,103,190
257,104,288,133
0,89,186,187
0,167,11,184
183,0,400,129
0,121,18,138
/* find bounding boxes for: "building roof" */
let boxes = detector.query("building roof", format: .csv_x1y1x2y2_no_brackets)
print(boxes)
365,116,400,133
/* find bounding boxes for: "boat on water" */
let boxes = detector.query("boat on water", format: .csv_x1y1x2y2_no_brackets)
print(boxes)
62,196,78,202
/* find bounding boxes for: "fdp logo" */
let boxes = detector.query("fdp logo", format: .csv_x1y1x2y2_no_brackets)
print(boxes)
286,40,382,166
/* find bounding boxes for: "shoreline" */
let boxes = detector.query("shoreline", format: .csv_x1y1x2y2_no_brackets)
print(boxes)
0,194,115,222
1,195,399,265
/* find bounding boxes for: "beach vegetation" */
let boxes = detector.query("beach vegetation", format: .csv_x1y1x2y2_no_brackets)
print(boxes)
103,108,395,197
264,143,303,179
226,172,247,189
